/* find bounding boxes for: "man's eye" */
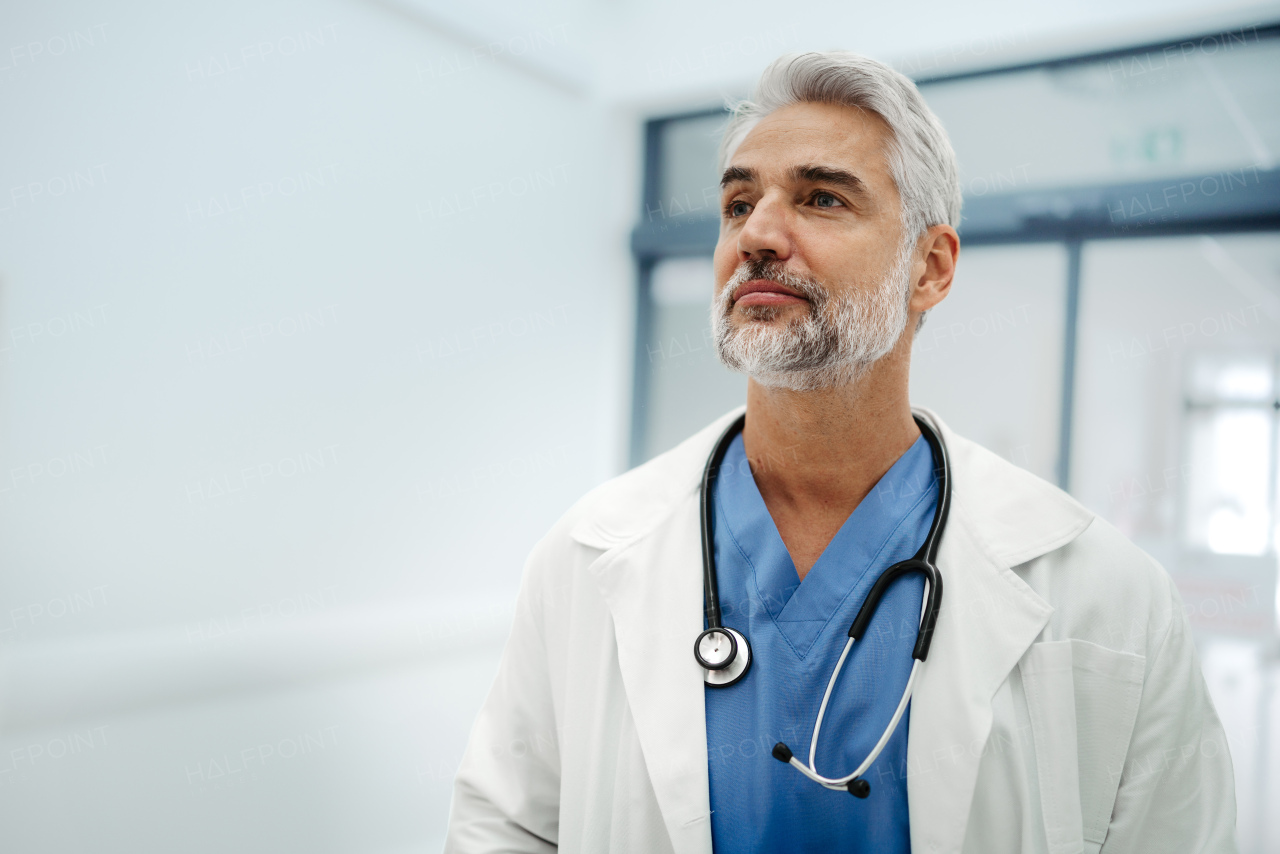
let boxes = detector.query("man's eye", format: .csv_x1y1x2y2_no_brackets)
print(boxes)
727,201,751,217
813,192,843,208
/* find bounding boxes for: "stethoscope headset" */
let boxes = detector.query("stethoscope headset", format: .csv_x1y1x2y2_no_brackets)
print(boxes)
693,412,951,798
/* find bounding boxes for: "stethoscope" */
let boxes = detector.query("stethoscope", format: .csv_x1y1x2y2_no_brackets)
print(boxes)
693,411,951,798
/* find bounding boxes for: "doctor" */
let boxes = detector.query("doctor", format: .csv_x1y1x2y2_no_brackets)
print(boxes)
446,51,1236,853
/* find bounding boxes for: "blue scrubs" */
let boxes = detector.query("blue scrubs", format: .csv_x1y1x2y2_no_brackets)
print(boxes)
705,432,938,852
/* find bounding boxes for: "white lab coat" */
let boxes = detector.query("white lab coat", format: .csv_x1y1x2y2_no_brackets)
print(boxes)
445,407,1237,853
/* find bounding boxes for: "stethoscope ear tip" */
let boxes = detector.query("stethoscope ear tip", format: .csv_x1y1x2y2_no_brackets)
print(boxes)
847,778,871,798
771,742,793,763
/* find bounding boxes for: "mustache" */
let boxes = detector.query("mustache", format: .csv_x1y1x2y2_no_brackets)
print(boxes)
725,260,829,304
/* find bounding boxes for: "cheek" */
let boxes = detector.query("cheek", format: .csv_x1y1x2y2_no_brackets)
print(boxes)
805,234,883,287
716,231,745,262
712,245,737,291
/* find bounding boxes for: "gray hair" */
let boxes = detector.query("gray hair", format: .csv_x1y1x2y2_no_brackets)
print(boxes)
719,51,962,243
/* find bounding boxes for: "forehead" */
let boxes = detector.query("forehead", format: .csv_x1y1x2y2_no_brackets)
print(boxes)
728,101,894,183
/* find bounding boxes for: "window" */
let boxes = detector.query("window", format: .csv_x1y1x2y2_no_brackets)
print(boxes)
629,24,1280,478
1184,352,1278,555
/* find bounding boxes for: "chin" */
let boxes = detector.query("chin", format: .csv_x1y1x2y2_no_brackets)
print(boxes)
734,303,802,323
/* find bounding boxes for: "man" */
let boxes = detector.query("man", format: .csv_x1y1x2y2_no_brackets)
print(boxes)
445,51,1236,853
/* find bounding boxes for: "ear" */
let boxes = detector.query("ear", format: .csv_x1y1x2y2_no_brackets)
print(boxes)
910,224,959,314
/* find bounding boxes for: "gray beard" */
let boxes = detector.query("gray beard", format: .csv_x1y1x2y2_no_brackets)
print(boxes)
711,243,914,391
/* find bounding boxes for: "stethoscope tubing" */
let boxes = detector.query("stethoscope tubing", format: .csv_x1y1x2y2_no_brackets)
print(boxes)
796,634,922,789
699,413,745,632
697,410,953,792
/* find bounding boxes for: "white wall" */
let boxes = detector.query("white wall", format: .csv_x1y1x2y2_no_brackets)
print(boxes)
0,0,633,636
0,0,633,850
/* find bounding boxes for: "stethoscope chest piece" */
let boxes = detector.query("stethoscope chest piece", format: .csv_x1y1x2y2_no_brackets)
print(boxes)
696,626,752,687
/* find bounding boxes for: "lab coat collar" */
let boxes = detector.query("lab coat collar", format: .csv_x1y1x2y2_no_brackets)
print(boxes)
570,405,1094,854
568,405,1092,563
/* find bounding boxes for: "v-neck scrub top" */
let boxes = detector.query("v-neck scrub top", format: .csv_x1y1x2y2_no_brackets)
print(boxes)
704,431,938,853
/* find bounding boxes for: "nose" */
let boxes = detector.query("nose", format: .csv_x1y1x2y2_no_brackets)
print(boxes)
736,192,792,263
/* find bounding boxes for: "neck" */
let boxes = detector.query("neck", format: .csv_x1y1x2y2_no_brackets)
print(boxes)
740,338,919,516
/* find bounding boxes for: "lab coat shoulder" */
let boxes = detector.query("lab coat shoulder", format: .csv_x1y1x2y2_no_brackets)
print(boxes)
932,416,1095,568
517,405,738,585
508,406,741,637
1019,509,1177,653
558,408,742,554
507,408,729,638
933,414,1174,655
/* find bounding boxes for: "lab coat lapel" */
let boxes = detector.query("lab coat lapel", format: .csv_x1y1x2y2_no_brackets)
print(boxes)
906,501,1052,853
569,411,743,854
905,408,1088,853
584,492,712,854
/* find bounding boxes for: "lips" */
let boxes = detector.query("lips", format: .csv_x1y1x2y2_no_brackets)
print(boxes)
733,279,808,307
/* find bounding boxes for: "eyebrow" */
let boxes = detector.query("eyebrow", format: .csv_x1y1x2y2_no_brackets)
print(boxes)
719,163,869,199
720,165,756,187
790,164,867,197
